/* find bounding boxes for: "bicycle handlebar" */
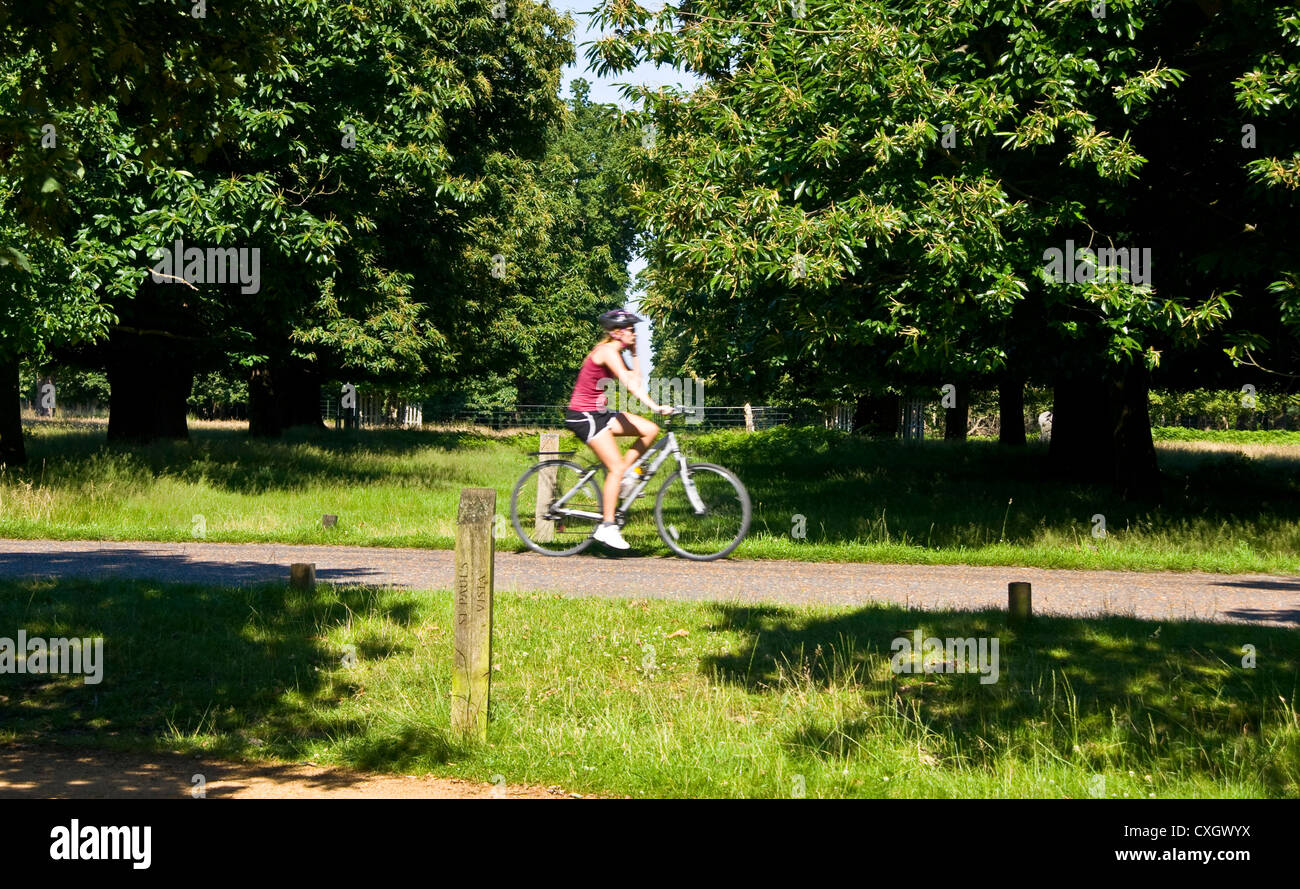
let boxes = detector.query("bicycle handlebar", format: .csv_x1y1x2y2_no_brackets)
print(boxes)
662,405,703,423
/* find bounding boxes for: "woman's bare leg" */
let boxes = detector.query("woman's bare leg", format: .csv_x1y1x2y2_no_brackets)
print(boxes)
584,428,625,524
609,412,660,472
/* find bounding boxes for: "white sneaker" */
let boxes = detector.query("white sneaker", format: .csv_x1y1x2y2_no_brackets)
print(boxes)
592,522,631,550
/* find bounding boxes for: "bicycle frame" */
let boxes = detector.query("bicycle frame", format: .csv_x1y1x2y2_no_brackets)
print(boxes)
547,429,706,523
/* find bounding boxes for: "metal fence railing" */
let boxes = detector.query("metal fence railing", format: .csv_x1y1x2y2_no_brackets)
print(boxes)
419,404,806,431
26,388,1298,436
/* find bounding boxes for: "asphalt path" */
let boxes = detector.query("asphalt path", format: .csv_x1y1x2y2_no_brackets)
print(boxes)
2,538,1297,627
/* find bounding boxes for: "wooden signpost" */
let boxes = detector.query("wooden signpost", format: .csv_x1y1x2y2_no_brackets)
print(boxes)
452,487,495,743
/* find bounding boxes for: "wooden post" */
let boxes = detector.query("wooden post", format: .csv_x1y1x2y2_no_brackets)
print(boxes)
1008,581,1032,626
743,402,755,433
289,563,316,592
533,432,559,542
452,488,495,743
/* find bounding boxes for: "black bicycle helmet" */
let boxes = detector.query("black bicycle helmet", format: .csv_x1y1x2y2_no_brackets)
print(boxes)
598,308,643,330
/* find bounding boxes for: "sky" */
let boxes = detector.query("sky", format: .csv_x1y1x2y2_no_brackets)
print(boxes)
552,2,704,379
554,1,701,108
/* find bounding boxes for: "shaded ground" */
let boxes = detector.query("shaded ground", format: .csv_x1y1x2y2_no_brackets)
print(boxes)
0,745,588,799
0,537,1296,626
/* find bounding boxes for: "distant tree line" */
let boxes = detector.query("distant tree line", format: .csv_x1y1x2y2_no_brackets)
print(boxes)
1,0,640,461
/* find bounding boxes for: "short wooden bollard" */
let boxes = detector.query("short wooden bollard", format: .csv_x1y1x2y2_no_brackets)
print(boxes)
1008,581,1032,626
290,563,316,592
322,514,338,528
452,488,495,743
533,432,559,542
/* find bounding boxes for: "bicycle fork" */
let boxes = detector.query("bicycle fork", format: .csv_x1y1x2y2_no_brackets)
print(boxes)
679,461,707,513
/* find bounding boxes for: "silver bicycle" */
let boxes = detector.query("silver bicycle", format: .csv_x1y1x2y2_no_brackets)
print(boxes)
509,407,751,560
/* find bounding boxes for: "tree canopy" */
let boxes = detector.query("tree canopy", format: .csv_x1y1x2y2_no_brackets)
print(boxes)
2,1,642,448
588,0,1300,404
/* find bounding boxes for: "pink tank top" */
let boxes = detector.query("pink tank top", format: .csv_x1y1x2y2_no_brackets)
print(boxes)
569,353,612,411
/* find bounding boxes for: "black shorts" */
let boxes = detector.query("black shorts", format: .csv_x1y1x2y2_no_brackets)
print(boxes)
565,409,620,444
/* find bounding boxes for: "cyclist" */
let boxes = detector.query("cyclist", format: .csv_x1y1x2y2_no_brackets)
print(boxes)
566,308,673,551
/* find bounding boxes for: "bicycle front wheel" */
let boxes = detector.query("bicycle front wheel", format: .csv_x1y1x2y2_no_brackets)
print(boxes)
654,462,751,560
511,460,603,556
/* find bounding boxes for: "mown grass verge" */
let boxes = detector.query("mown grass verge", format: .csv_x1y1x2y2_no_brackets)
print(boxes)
1,577,1296,798
1,422,1298,572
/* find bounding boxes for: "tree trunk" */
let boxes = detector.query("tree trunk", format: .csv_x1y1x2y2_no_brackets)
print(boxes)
279,362,325,430
1049,374,1107,482
852,391,900,438
0,354,26,466
248,361,325,438
1109,361,1161,501
1049,363,1161,501
248,366,280,438
998,373,1026,446
944,382,969,441
105,329,192,443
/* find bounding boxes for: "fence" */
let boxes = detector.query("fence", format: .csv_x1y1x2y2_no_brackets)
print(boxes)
419,404,805,431
321,391,422,429
22,385,1300,436
951,388,1298,437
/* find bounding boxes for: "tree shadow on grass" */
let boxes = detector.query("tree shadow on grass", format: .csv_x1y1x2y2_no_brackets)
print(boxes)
0,576,458,773
700,602,1300,794
697,434,1300,551
0,546,421,588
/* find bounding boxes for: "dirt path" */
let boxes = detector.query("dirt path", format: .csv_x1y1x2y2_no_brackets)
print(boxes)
1,537,1297,626
0,745,589,799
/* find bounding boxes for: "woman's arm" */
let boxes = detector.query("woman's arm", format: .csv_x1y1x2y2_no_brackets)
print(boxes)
598,344,671,413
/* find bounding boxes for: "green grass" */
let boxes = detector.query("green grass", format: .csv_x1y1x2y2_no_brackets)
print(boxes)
2,421,1299,572
1,576,1295,798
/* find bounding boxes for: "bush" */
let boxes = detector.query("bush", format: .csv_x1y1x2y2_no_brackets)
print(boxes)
686,424,851,473
188,369,250,420
1151,427,1300,444
1147,388,1299,431
18,363,109,414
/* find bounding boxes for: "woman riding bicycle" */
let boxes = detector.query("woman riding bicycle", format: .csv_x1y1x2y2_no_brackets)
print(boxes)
566,308,674,551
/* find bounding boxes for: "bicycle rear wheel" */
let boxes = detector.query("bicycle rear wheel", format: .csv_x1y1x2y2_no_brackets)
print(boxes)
654,462,751,560
511,460,603,556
